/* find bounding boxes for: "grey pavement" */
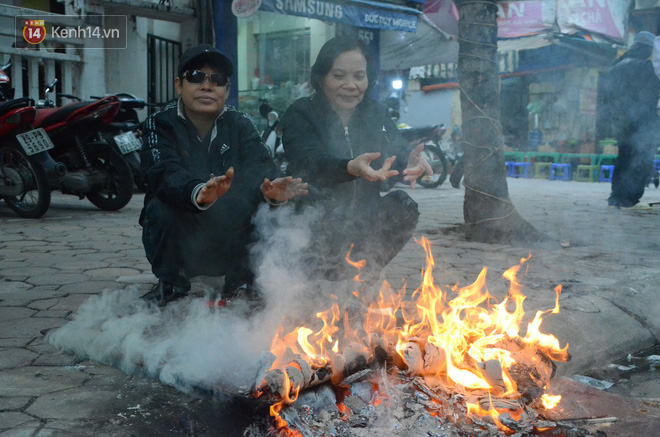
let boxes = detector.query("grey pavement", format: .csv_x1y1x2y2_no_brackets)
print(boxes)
1,178,659,436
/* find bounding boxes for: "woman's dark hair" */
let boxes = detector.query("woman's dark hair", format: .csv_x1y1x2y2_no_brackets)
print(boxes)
310,36,376,95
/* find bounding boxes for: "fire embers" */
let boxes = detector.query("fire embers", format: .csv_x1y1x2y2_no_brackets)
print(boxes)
253,237,572,436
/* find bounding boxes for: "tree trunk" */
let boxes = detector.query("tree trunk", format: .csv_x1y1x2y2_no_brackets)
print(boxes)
456,0,546,243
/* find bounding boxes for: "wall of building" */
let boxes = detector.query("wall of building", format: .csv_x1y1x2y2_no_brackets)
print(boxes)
400,88,458,130
104,16,182,103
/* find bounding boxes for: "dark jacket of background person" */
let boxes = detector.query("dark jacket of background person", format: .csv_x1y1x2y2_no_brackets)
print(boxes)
140,101,277,219
282,93,410,205
600,36,660,208
603,54,660,131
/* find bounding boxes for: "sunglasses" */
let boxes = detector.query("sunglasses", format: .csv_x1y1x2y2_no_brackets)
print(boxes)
183,70,229,87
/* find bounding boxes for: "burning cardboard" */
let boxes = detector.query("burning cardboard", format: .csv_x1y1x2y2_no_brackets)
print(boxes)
253,237,572,435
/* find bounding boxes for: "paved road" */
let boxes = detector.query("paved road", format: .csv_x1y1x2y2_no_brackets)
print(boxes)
1,178,659,436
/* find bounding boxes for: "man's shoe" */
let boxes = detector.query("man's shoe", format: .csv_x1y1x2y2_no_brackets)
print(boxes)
222,282,265,311
141,280,189,307
622,202,652,211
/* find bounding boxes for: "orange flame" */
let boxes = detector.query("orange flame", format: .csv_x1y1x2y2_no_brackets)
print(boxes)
541,393,561,409
260,236,569,430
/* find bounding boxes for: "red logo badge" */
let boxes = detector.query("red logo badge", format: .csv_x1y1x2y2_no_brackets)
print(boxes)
23,20,46,44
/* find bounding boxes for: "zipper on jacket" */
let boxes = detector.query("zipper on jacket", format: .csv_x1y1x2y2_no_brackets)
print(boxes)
344,126,357,202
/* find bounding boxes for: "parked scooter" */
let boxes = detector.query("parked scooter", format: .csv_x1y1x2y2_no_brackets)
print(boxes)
57,90,148,191
0,97,66,218
32,80,134,211
91,92,150,191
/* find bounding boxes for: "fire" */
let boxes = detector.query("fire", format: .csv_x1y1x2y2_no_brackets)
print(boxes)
257,236,569,433
541,393,562,409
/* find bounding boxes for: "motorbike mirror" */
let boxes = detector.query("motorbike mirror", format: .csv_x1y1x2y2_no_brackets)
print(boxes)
267,111,279,127
44,78,58,94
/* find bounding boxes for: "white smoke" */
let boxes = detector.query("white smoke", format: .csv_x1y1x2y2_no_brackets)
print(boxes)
47,203,360,394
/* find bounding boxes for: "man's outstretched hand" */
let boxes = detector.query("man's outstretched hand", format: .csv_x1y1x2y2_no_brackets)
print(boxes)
196,167,234,205
261,176,309,203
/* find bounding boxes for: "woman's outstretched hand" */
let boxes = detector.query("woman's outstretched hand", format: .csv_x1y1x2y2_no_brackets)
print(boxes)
261,176,309,203
196,167,234,205
347,152,398,181
403,143,433,189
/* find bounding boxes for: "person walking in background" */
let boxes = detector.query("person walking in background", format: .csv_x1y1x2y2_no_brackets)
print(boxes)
282,36,432,282
139,44,307,307
601,31,660,210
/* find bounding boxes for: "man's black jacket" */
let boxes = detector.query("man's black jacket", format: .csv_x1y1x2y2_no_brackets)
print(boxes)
140,101,277,216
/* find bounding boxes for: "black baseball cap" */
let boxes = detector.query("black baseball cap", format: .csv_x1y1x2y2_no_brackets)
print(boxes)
178,44,234,78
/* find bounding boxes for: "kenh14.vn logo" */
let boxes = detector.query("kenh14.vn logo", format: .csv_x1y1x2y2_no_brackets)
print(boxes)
23,20,46,44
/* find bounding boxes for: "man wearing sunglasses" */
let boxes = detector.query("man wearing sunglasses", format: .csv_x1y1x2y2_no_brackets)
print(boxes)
139,44,308,307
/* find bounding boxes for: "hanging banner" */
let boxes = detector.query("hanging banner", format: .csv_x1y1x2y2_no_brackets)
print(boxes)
557,0,630,41
258,0,418,33
497,1,556,38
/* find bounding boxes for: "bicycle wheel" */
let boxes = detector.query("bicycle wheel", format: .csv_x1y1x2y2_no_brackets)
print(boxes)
417,144,448,188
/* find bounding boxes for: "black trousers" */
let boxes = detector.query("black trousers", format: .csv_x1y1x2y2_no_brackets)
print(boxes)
141,193,257,289
307,190,419,280
609,119,659,207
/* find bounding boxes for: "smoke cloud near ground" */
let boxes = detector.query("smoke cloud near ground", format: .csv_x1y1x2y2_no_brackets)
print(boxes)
47,203,361,395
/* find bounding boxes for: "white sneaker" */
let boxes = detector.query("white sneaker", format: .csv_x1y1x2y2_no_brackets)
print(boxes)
622,202,652,210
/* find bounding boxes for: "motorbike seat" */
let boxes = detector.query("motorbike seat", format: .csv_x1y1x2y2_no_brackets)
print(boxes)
0,97,34,118
398,125,441,142
34,101,91,128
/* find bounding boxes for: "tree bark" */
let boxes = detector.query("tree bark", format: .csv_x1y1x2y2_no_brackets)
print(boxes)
456,0,547,243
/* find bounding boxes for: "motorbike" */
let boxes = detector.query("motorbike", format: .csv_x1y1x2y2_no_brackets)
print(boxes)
444,125,464,189
61,90,149,191
32,79,134,211
0,97,65,218
0,64,68,218
381,123,449,191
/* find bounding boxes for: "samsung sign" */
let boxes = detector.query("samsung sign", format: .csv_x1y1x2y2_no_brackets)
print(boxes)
260,0,418,32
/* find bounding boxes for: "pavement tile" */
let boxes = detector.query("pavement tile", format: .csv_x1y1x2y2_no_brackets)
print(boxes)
0,282,33,296
26,274,89,287
56,261,108,271
57,281,126,294
26,386,121,420
0,339,34,348
84,268,141,279
27,300,59,311
2,269,59,281
0,366,89,397
1,241,43,249
46,295,95,312
0,349,38,370
0,318,66,339
33,311,71,320
116,274,156,284
0,288,64,307
0,413,35,429
0,397,31,411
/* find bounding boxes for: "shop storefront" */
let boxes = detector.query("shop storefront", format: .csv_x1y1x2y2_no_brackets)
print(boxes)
227,0,433,131
405,0,624,151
